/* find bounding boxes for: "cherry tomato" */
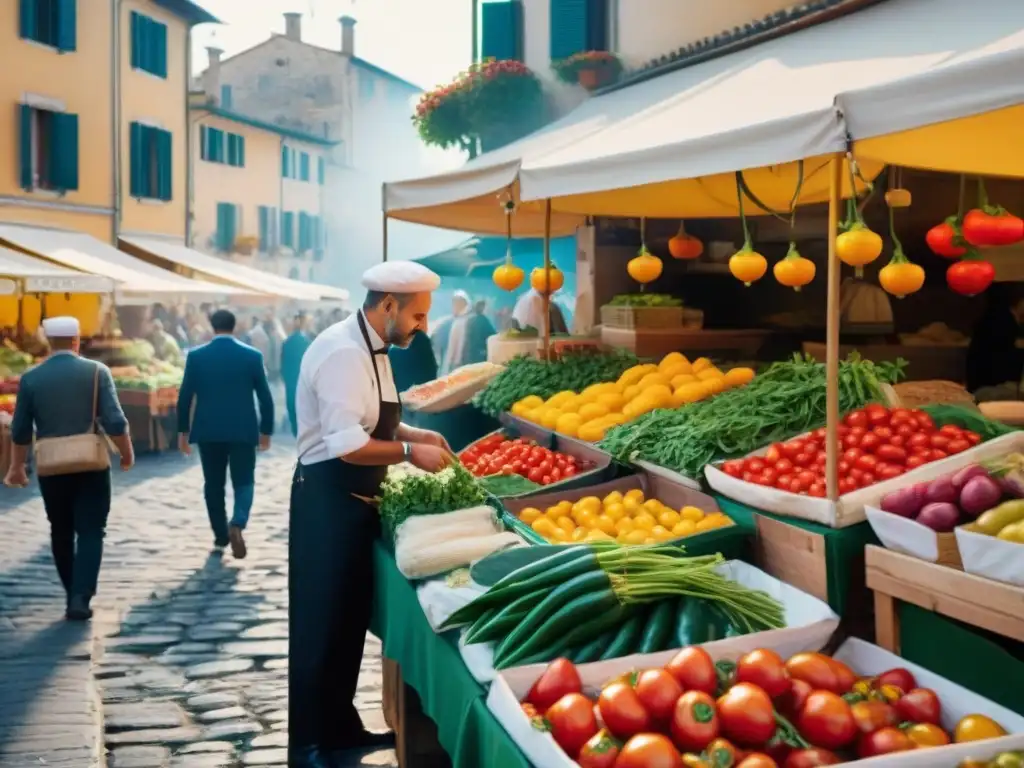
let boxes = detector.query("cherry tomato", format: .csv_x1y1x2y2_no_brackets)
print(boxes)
666,647,717,695
635,668,684,724
876,464,904,481
826,658,856,694
616,733,683,768
597,682,649,741
838,477,857,494
946,439,970,454
785,653,839,693
542,475,553,485
793,453,813,468
737,755,779,768
760,468,779,485
796,691,856,750
876,667,916,692
850,700,898,734
895,423,917,438
808,483,826,498
670,690,720,753
858,471,877,488
859,434,881,453
906,454,928,469
562,465,578,478
929,449,948,461
547,693,599,758
526,658,583,712
735,649,790,698
550,467,563,482
842,433,860,450
964,430,982,445
774,458,794,474
717,683,776,747
781,441,804,458
764,444,783,464
747,458,767,474
872,426,893,441
894,688,941,725
844,410,868,428
723,460,744,478
912,410,936,430
888,434,906,448
866,405,890,425
875,444,906,464
842,447,862,464
776,475,794,491
857,726,914,758
783,748,842,767
578,729,621,768
905,722,950,748
929,434,951,451
855,454,878,472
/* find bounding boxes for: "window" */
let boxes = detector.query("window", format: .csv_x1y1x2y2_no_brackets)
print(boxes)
317,156,325,185
258,205,279,252
130,11,168,78
18,104,78,192
19,0,76,52
281,144,290,178
481,1,523,62
202,126,244,166
129,122,172,201
220,84,233,109
226,133,245,167
550,0,607,61
216,202,239,252
299,152,310,182
359,70,375,100
288,266,300,280
281,211,295,248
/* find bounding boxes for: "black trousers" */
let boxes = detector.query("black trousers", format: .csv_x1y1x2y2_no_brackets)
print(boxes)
197,442,257,541
37,469,111,598
288,461,380,752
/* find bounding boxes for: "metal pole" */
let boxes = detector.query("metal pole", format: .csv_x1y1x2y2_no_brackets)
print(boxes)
382,211,389,263
542,200,552,360
825,153,843,502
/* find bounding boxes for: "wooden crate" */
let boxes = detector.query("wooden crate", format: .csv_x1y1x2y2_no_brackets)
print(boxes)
866,545,1024,654
600,327,770,358
753,515,830,604
600,304,688,330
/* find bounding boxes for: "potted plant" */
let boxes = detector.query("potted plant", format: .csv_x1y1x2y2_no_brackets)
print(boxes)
552,51,623,91
234,235,259,256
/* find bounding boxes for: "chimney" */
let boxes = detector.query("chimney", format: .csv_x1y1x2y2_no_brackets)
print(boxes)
204,46,223,102
340,15,356,57
284,12,301,42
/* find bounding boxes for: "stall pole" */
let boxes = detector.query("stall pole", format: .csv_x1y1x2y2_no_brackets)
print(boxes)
825,153,844,501
542,199,552,360
382,211,389,263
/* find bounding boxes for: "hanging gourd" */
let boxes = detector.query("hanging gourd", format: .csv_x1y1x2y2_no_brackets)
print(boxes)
667,221,703,260
883,167,912,208
878,199,924,299
492,195,525,292
962,177,1024,248
729,173,767,287
530,263,564,294
926,175,969,259
772,162,815,292
627,219,662,288
836,156,883,277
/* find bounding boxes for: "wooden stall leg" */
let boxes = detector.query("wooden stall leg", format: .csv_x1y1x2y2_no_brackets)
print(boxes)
873,591,900,654
382,657,402,733
382,659,451,768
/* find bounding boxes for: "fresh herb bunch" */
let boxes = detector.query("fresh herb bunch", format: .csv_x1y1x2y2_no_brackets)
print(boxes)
379,464,486,538
608,293,683,308
473,350,640,417
600,353,906,477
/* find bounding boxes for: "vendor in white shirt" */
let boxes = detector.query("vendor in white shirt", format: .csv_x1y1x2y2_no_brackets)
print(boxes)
288,260,454,768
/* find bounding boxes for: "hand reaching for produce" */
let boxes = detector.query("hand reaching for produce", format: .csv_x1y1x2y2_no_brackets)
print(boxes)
409,443,455,473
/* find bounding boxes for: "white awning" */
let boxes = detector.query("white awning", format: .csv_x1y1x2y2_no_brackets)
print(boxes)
120,237,349,304
0,244,114,294
0,224,254,304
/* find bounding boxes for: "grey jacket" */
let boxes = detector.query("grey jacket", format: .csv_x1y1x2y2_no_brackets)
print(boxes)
11,353,128,446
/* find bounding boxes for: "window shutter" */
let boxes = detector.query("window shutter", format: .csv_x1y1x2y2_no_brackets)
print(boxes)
281,145,289,177
258,206,268,251
481,1,523,62
199,125,208,161
237,136,245,167
51,111,79,191
130,12,141,69
281,211,293,247
549,0,589,61
317,156,325,185
155,20,167,78
55,0,76,52
221,85,232,109
209,128,223,163
19,105,33,191
129,121,145,197
270,207,278,249
19,0,37,41
157,129,172,201
226,134,235,166
299,152,310,182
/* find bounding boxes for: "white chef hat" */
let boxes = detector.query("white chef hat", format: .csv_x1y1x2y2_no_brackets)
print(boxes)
362,261,441,294
42,316,81,338
453,289,470,302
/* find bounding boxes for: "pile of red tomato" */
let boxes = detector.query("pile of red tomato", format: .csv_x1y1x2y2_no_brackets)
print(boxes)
459,434,588,486
720,406,982,498
520,647,1007,767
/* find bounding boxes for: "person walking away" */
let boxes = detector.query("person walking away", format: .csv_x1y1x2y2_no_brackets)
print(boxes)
148,318,184,366
430,289,469,371
289,261,455,767
464,298,497,366
4,317,134,620
177,310,274,560
281,312,311,437
512,286,569,335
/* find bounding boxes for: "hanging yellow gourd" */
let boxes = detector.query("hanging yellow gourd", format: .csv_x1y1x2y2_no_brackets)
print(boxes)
836,156,883,277
884,166,912,208
21,295,41,334
878,202,924,299
530,264,564,294
493,263,524,292
667,221,703,260
729,174,767,287
773,244,816,292
628,245,663,286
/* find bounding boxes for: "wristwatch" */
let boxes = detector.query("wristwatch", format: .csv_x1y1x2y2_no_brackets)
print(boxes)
402,442,412,461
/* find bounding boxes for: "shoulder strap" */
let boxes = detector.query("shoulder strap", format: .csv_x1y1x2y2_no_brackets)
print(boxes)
91,365,101,432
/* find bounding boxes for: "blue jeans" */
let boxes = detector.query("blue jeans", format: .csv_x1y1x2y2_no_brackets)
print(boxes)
198,443,257,542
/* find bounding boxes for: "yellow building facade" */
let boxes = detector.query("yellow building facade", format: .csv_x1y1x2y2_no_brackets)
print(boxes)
0,0,215,245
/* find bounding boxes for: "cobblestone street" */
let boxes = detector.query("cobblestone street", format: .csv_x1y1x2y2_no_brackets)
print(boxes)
0,443,397,768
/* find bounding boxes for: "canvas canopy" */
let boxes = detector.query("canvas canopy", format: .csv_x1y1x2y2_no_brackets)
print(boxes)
0,244,114,294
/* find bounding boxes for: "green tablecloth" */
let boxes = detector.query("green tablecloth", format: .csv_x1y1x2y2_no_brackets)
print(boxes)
370,541,531,768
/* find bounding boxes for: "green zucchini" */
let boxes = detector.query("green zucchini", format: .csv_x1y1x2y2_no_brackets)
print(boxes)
465,588,545,644
601,605,648,660
674,597,712,648
570,626,619,664
470,545,564,587
706,601,736,641
493,570,613,661
466,606,499,642
636,599,675,654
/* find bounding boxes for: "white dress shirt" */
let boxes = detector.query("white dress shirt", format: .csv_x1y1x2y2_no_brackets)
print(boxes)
295,312,399,466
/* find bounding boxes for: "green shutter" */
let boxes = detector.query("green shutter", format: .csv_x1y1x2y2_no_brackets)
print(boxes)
130,12,141,68
258,206,269,251
549,0,589,61
208,128,223,162
55,0,76,52
281,145,289,177
156,129,172,201
237,136,245,167
226,134,235,166
299,152,310,181
51,111,79,191
481,1,523,61
155,20,167,78
19,105,33,190
19,0,37,41
216,202,236,251
221,85,232,109
129,121,145,197
317,156,325,185
282,211,294,248
199,125,208,161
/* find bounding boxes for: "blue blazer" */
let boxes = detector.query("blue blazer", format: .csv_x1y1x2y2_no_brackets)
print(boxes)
177,336,274,445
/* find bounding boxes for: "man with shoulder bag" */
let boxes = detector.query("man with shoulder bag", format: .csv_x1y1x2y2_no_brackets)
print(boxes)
4,317,134,621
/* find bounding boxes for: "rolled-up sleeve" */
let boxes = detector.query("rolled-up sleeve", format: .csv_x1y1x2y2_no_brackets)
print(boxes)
97,365,129,437
314,346,373,458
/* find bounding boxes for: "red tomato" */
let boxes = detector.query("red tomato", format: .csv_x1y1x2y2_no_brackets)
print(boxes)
578,729,621,768
776,679,813,721
929,434,951,451
717,683,776,747
615,734,683,768
723,460,744,478
876,464,904,481
785,653,839,693
760,468,779,485
929,449,948,461
826,658,856,694
949,253,996,293
906,454,928,469
547,693,599,758
875,444,906,464
781,441,804,458
844,410,868,428
598,683,649,741
526,468,543,483
775,458,794,474
526,658,583,712
888,434,906,448
894,688,941,725
764,444,783,464
850,700,898,734
858,471,877,488
946,439,970,454
876,668,917,693
859,434,882,453
865,405,890,426
669,690,719,753
907,433,931,449
855,454,878,472
562,465,578,478
926,221,969,258
838,477,857,494
964,431,982,445
807,483,826,498
776,475,794,492
842,447,862,464
796,691,856,750
793,453,813,468
635,669,683,724
747,458,766,474
783,748,842,767
872,426,893,441
962,208,1024,247
913,411,937,431
665,647,718,695
842,433,860,450
737,755,779,768
857,726,914,758
735,649,791,698
895,423,917,438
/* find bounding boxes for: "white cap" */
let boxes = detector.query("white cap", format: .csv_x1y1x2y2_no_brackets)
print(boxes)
42,316,81,338
453,289,470,302
362,261,440,294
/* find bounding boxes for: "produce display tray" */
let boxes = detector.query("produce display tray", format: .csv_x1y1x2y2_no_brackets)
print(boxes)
866,505,964,569
705,429,1022,529
955,525,1024,587
634,458,702,491
402,362,504,414
500,413,616,460
498,472,749,559
487,636,1024,768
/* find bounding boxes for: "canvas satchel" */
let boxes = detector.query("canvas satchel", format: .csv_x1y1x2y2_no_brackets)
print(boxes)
34,366,113,477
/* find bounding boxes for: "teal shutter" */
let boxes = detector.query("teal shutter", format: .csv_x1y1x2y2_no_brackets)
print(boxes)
281,211,294,247
130,12,141,68
19,0,37,41
226,134,236,166
55,0,76,52
199,125,208,160
216,202,236,251
51,111,79,191
129,121,145,197
221,85,232,109
258,206,269,251
19,105,33,190
549,0,589,61
317,156,325,185
299,152,310,181
237,135,245,166
297,213,306,251
481,1,523,61
281,145,289,177
156,129,172,201
155,19,167,78
208,128,223,162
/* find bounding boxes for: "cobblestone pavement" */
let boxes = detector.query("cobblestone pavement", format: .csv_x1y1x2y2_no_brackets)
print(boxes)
0,443,398,768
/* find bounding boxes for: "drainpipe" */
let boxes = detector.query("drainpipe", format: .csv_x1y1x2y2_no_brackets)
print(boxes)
184,29,193,246
279,136,285,273
111,0,122,243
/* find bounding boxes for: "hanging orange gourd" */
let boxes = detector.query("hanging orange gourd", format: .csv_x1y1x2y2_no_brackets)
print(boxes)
772,162,815,292
878,198,924,299
628,245,663,286
836,156,883,277
667,221,703,260
493,196,525,291
530,264,564,294
729,174,767,287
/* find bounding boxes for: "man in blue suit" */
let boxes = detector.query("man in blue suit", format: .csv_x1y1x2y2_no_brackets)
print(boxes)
177,309,274,559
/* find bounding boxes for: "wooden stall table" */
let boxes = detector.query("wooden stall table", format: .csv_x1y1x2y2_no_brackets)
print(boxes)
866,545,1024,714
0,420,12,477
117,388,178,453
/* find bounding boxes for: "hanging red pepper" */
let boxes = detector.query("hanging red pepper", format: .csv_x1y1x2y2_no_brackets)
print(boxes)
925,176,969,259
962,178,1024,248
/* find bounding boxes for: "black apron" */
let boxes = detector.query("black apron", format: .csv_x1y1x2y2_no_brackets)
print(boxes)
288,312,402,752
